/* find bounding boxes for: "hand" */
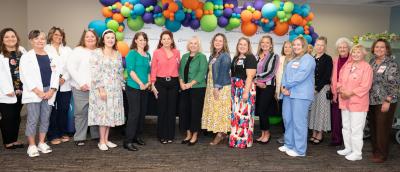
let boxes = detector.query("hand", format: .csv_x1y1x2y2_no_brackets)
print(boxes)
145,83,151,90
332,95,338,103
184,83,193,89
139,83,146,90
15,90,22,95
43,89,55,100
282,88,290,96
381,101,390,112
99,89,107,101
152,84,159,99
6,92,15,97
59,78,65,85
80,84,89,92
242,91,249,102
256,83,266,88
213,88,219,100
339,90,353,100
180,82,187,91
33,89,46,99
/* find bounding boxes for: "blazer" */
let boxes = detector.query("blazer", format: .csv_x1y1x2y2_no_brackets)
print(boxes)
179,52,208,88
45,44,72,92
210,52,231,88
282,53,316,101
0,47,26,103
20,49,59,105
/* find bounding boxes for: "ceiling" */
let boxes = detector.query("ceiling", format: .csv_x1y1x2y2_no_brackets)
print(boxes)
301,0,400,7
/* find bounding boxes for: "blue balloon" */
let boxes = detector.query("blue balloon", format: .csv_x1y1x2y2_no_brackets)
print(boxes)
165,19,181,32
266,20,275,28
214,10,223,17
289,34,298,42
304,34,312,44
121,0,134,4
176,1,183,10
295,27,304,35
134,4,145,16
262,24,272,32
99,0,118,6
105,17,112,24
301,7,310,17
175,10,185,22
262,3,278,19
88,20,107,38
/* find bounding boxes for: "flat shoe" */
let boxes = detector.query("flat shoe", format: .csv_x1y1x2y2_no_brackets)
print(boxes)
312,138,323,145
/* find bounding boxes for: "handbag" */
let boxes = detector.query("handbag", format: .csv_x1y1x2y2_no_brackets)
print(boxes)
326,89,333,100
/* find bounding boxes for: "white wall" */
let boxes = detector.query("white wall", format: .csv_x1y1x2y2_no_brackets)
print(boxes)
0,0,28,47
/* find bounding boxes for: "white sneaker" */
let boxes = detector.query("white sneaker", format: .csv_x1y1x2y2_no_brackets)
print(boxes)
98,143,109,151
38,143,52,154
345,153,362,161
27,145,40,157
106,141,117,148
286,149,305,157
337,149,352,156
278,145,289,152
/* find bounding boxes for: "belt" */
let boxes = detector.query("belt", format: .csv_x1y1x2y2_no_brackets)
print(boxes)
157,77,178,82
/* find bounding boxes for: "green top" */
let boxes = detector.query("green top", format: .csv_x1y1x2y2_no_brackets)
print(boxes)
179,52,208,88
125,50,151,89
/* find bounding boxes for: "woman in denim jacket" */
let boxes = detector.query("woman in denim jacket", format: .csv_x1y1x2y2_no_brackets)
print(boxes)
202,33,232,145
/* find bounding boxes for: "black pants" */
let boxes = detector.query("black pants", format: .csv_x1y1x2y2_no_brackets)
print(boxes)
125,87,148,144
256,86,276,131
47,91,72,140
155,77,179,140
179,87,206,133
0,96,22,145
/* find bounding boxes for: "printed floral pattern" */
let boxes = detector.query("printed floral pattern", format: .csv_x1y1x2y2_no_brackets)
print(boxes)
8,51,23,92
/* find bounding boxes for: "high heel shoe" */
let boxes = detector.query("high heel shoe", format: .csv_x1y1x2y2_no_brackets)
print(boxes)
210,133,225,146
188,140,198,146
181,139,190,144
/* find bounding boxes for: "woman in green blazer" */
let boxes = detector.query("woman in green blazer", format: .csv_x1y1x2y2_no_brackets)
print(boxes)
179,36,208,146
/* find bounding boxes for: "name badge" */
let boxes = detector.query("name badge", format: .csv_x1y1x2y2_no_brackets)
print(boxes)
377,66,386,74
237,59,244,66
291,62,300,69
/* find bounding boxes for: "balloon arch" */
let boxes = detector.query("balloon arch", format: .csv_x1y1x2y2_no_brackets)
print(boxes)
89,0,318,56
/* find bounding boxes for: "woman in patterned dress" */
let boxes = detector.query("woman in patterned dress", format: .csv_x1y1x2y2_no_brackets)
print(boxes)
201,33,232,145
88,30,125,151
229,37,257,148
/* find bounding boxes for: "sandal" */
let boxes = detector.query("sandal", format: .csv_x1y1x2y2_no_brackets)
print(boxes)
309,137,316,143
312,138,324,145
75,141,85,146
51,139,62,145
61,136,70,142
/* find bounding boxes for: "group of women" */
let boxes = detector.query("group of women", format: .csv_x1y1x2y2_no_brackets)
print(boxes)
0,27,398,163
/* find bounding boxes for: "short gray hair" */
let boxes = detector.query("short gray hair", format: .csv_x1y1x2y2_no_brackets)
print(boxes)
335,37,353,50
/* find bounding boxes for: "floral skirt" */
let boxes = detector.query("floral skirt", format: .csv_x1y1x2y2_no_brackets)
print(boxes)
229,77,256,148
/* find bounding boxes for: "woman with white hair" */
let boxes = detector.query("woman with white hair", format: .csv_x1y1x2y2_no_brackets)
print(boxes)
330,37,353,146
178,36,208,146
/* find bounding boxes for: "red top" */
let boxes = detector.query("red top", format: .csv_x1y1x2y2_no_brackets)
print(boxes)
150,48,180,83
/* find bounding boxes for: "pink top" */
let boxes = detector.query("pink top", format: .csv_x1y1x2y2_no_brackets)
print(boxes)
337,60,373,112
150,48,180,83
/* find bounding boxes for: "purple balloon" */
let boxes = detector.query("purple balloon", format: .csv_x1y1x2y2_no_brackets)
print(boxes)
163,3,169,10
182,14,192,27
253,0,264,10
223,8,233,17
154,6,162,13
233,7,241,14
224,0,238,7
140,0,157,7
309,26,314,34
242,2,253,10
190,19,200,30
143,12,154,23
99,0,118,6
311,32,319,40
218,16,229,27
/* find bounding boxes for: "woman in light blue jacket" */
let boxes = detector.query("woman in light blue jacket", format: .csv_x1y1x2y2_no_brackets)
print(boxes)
278,36,316,157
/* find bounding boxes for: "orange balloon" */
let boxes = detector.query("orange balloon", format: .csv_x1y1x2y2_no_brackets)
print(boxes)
102,7,113,18
117,41,129,57
195,9,203,18
198,2,204,9
168,2,179,12
306,12,314,21
290,14,302,25
241,22,258,36
304,30,310,35
118,26,124,32
252,11,262,20
113,13,125,23
301,19,307,26
241,10,252,23
163,11,170,18
182,0,199,10
162,0,173,4
273,21,289,36
115,2,123,9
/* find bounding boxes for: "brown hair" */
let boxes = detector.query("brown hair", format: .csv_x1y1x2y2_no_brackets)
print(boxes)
292,36,308,57
98,30,117,50
257,35,274,57
235,37,253,57
157,30,176,49
47,26,67,46
371,38,392,57
77,29,99,48
210,33,229,57
0,28,21,57
130,32,149,52
28,30,46,40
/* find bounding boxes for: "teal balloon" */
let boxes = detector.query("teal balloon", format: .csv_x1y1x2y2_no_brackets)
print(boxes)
154,16,166,26
261,3,277,19
283,1,294,13
134,4,145,16
88,20,107,37
165,19,181,32
200,15,218,32
106,20,119,31
121,6,131,17
175,10,185,22
304,34,312,44
277,11,285,19
127,16,144,31
116,31,124,41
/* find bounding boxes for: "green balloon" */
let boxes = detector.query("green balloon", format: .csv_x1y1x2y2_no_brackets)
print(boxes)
204,2,214,11
277,11,286,19
225,25,234,31
107,20,119,32
121,6,131,17
127,16,144,31
229,18,241,29
200,15,217,32
273,0,281,8
307,21,313,26
154,16,166,26
283,1,294,13
116,32,124,41
286,13,292,19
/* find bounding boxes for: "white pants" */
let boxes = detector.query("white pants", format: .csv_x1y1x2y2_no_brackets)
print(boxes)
341,110,367,157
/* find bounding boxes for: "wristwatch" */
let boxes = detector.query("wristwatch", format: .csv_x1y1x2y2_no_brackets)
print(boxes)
51,88,58,91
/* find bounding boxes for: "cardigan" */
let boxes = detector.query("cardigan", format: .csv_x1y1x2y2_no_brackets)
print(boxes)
314,53,333,92
179,52,208,88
